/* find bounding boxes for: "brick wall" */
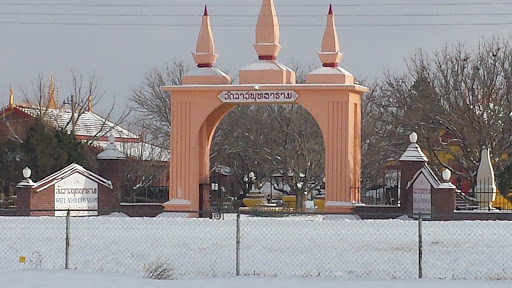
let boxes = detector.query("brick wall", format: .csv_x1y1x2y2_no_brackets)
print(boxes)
431,187,456,220
99,159,124,208
14,177,115,216
399,161,426,214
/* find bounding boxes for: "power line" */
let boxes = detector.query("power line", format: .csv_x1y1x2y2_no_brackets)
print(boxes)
2,12,512,17
1,21,512,27
1,2,512,7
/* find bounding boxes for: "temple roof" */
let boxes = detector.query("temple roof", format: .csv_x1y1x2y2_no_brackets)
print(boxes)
18,105,136,140
3,104,169,161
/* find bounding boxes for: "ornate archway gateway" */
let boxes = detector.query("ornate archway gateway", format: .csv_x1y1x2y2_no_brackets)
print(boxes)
161,1,368,214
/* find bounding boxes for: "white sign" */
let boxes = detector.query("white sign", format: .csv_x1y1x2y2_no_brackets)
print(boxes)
54,173,98,216
412,174,431,217
218,90,299,103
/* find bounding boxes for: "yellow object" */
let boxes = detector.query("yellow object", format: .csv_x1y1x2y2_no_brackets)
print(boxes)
314,199,325,210
242,197,267,207
492,193,512,210
282,195,296,209
19,256,26,263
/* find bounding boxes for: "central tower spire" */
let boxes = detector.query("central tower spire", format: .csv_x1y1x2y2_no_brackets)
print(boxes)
239,0,295,84
254,0,281,60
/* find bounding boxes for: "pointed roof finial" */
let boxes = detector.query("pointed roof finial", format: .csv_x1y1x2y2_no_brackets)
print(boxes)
254,0,281,60
192,5,217,68
88,95,93,112
9,86,14,108
318,4,342,67
48,76,57,109
399,132,428,162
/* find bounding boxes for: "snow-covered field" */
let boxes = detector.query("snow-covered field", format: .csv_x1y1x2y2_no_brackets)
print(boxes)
3,270,512,288
2,213,512,286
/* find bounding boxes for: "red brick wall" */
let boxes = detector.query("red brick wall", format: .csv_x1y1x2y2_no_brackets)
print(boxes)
98,185,114,214
399,161,426,214
431,187,456,220
98,159,124,208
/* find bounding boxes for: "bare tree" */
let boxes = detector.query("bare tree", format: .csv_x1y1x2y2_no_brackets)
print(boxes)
19,72,129,145
130,59,189,147
211,103,325,210
366,38,512,190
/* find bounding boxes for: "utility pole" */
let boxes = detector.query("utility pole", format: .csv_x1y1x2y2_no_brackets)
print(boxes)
70,94,75,135
62,95,76,136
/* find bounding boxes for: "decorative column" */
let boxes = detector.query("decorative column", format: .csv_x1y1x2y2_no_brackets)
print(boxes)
302,5,362,212
15,167,35,216
239,0,295,84
97,134,126,210
432,169,457,219
474,146,497,210
399,132,428,214
165,6,230,214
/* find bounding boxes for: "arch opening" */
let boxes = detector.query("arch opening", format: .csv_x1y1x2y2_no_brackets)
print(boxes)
208,103,325,211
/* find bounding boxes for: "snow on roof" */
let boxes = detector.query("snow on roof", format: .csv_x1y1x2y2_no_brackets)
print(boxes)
17,106,169,161
33,163,113,192
241,60,290,71
308,66,353,76
95,140,170,161
97,135,126,160
399,132,428,162
18,106,137,139
184,67,230,78
406,165,441,190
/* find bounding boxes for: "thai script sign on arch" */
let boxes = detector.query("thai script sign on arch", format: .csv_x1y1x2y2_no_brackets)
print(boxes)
218,90,299,103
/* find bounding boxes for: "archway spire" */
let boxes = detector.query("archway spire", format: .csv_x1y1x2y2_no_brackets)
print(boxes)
192,5,217,68
319,4,342,67
254,0,281,60
306,4,353,84
182,6,230,85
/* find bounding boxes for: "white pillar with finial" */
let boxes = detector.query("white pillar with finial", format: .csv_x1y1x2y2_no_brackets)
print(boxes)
474,146,496,210
16,167,35,187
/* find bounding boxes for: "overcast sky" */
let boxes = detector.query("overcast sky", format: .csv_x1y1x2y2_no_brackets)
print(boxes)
1,0,511,117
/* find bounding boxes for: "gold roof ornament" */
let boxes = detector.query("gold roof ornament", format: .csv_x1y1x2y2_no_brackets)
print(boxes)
9,86,14,108
48,76,57,109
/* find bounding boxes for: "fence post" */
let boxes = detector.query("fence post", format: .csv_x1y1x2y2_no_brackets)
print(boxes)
65,210,71,269
418,213,423,279
236,210,241,276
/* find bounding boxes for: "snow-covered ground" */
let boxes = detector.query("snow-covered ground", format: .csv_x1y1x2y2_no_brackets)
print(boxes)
3,270,512,288
2,213,512,287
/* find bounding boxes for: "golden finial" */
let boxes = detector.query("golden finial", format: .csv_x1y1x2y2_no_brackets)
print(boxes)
48,76,57,109
9,86,14,108
88,95,92,112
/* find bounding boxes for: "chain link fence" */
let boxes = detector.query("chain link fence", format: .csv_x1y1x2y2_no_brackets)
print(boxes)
1,210,511,280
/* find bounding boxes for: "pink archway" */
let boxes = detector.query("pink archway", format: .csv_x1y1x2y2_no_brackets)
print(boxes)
161,1,368,214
